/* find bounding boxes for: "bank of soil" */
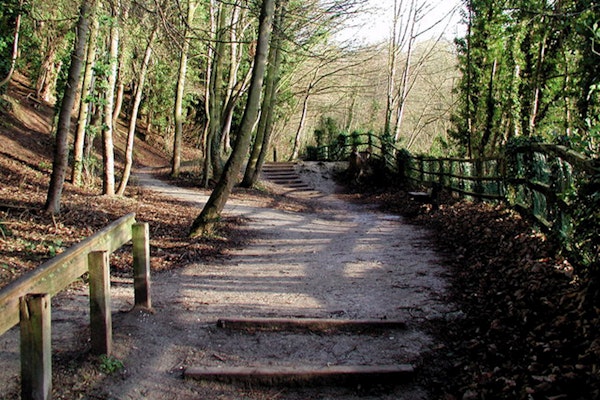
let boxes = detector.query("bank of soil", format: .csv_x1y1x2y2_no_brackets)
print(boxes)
0,163,455,399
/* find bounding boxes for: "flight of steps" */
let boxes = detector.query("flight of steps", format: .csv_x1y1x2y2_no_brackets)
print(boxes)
261,162,319,197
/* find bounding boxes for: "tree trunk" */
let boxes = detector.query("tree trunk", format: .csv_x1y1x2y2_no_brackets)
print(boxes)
72,16,99,186
102,1,119,196
116,27,156,196
202,3,227,185
36,44,62,103
528,22,548,136
0,0,22,88
393,0,417,142
221,2,242,155
203,1,227,185
242,0,285,187
189,0,274,238
201,0,216,185
112,8,128,126
172,1,197,177
289,86,311,161
44,0,93,214
479,57,497,158
384,0,402,138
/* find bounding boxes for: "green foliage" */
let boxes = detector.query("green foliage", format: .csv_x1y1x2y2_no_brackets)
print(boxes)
0,219,12,238
568,167,600,271
0,0,21,80
144,58,177,134
98,355,124,374
452,1,600,159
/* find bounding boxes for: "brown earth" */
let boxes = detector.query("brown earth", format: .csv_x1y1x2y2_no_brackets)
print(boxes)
1,73,599,399
1,158,455,399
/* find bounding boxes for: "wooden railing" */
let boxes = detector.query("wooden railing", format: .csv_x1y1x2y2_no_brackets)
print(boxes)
402,154,505,200
504,143,599,245
0,213,151,400
402,144,599,265
306,132,399,173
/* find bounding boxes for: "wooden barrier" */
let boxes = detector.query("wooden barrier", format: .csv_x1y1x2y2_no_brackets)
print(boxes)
0,213,151,400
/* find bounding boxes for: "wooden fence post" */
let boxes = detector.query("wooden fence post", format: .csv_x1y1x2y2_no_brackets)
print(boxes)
88,250,112,355
132,223,152,310
20,293,52,400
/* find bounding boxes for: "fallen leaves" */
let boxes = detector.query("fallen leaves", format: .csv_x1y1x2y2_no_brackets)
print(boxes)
357,188,600,399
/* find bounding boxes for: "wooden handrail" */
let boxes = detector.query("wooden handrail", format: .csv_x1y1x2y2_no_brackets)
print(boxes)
0,212,137,336
0,213,151,400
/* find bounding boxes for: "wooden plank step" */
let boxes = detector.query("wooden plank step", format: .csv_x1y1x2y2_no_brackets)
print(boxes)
216,317,407,333
184,364,414,386
262,165,297,172
263,171,297,176
263,172,298,177
271,180,305,185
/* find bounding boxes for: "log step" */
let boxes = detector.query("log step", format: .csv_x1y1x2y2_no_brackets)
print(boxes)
184,364,414,386
216,317,407,333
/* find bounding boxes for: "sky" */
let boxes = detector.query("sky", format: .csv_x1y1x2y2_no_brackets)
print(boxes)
337,0,466,46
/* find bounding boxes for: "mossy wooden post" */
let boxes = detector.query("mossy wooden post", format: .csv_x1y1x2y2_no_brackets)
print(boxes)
88,250,112,355
132,223,151,309
20,293,51,400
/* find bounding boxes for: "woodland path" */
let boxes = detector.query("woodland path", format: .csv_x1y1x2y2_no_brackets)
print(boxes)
1,163,454,399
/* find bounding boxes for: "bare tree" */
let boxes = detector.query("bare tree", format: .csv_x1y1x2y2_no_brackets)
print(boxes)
288,48,374,160
384,0,457,143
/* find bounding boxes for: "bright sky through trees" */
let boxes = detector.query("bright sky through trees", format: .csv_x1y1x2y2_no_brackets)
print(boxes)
337,0,465,45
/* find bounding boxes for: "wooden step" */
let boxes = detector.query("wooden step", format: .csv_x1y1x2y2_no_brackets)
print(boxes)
271,180,305,186
184,364,414,386
263,172,298,178
216,317,407,333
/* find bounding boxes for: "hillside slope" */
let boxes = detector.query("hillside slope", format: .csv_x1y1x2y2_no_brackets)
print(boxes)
0,74,237,288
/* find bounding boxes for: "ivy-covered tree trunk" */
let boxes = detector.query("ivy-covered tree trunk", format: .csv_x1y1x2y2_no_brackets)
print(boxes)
44,0,93,214
203,2,227,185
189,0,274,237
72,15,99,186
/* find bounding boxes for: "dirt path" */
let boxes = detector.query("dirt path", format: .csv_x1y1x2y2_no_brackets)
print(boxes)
1,164,454,399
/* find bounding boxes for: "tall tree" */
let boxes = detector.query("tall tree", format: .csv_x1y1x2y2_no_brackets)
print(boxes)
101,0,120,196
111,5,129,125
172,0,198,177
45,0,93,214
0,0,23,88
72,15,99,186
242,0,286,187
189,0,274,237
116,25,156,195
203,1,228,184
